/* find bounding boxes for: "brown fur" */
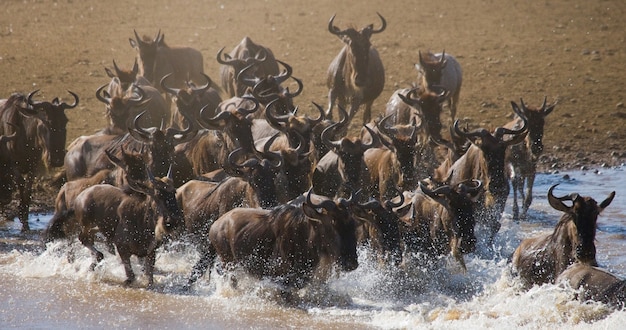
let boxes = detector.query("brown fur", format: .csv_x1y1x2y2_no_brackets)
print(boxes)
557,263,626,307
326,14,386,125
511,186,615,287
185,191,360,290
74,173,183,287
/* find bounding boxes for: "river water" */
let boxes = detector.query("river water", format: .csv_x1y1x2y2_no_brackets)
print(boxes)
1,167,625,329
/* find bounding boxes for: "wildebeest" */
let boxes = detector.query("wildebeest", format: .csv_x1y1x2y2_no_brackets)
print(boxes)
505,97,556,221
161,72,223,129
129,30,205,91
557,263,626,308
217,36,280,97
312,120,379,199
326,13,386,124
184,189,362,291
74,166,183,287
446,104,529,249
397,180,482,270
96,81,171,132
511,184,615,287
0,90,77,231
104,59,151,96
64,109,196,186
415,50,463,121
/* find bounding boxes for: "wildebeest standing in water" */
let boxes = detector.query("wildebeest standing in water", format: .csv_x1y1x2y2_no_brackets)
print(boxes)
184,189,363,292
0,90,77,231
557,262,626,308
326,13,386,125
511,184,615,287
73,166,183,287
505,97,556,221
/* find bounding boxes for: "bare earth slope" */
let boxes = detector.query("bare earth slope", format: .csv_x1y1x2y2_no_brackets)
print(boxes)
0,0,624,211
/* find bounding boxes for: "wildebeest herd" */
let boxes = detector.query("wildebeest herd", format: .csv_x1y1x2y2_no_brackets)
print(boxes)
0,13,623,307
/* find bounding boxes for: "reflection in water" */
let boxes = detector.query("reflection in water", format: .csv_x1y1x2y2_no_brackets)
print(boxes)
1,168,625,329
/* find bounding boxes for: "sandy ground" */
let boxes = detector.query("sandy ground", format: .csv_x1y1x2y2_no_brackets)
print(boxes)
0,0,625,213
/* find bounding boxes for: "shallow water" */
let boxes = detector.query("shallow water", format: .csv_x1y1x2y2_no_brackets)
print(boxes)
1,167,625,329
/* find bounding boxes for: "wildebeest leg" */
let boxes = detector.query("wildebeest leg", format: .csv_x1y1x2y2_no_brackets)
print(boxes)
521,172,536,220
144,251,156,288
450,88,460,122
362,100,374,125
118,250,136,286
347,96,363,124
16,173,31,232
511,175,521,222
79,230,104,270
184,244,217,290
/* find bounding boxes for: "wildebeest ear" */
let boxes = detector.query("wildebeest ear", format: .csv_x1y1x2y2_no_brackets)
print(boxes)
600,191,616,210
129,38,137,49
104,67,116,78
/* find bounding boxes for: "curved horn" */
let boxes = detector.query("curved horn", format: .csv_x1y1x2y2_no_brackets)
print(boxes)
166,163,174,181
273,60,293,85
216,47,237,66
439,50,446,65
160,73,180,96
321,122,343,151
547,184,577,213
328,14,347,36
306,187,337,211
283,76,304,99
237,62,260,87
236,95,260,116
58,91,79,110
453,119,486,139
95,84,111,104
228,147,259,169
385,187,405,209
377,113,397,138
459,179,483,194
26,89,42,107
264,98,290,129
198,106,231,129
361,124,380,151
166,108,196,142
371,12,387,34
130,111,153,142
420,181,451,198
309,102,326,126
193,73,213,93
259,133,283,169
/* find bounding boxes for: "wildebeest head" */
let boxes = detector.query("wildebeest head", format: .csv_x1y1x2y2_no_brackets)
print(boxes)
548,184,615,264
510,97,555,158
96,83,149,132
128,110,196,176
104,59,140,94
322,120,380,191
227,140,283,208
397,87,449,142
302,188,360,272
26,89,78,167
418,50,447,85
217,36,280,97
352,187,405,266
129,30,164,84
328,13,386,87
265,99,324,150
127,165,183,239
421,179,483,257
